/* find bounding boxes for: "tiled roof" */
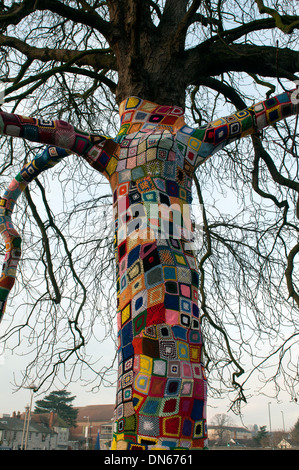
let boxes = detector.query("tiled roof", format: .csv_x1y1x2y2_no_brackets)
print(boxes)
76,404,115,423
208,425,252,433
0,417,56,434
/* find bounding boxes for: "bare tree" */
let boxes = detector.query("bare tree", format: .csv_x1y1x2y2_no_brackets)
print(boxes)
211,413,234,444
0,0,298,446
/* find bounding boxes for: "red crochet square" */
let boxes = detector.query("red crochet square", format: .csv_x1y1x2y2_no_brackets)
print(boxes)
146,303,165,326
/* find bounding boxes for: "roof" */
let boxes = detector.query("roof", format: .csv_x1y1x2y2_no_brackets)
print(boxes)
75,404,115,423
0,417,56,435
208,425,252,433
31,412,69,428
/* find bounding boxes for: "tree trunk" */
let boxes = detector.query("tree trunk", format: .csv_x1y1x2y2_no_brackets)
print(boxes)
107,0,187,107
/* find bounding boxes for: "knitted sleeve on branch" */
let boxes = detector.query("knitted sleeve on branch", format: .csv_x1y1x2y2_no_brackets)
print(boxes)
0,111,109,157
178,89,298,166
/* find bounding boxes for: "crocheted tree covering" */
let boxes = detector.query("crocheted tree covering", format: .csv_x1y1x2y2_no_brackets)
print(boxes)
0,91,297,450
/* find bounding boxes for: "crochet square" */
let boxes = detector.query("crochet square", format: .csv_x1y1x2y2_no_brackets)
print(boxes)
118,182,129,197
188,329,201,344
179,397,194,416
124,401,135,417
167,360,180,377
161,398,179,416
132,290,147,317
162,416,181,437
121,303,131,325
124,356,134,372
190,399,205,420
179,283,191,298
163,266,177,281
157,324,172,339
182,418,194,438
140,397,161,416
190,345,200,363
172,325,187,341
149,376,167,397
144,265,163,288
164,293,179,311
165,309,179,325
159,249,175,265
192,302,199,317
134,373,150,394
192,363,203,379
181,362,193,378
119,273,127,293
121,370,134,388
152,358,167,377
127,245,141,267
180,379,193,396
121,321,133,347
132,392,147,412
148,284,164,306
138,415,160,437
123,387,133,402
160,340,177,360
142,337,160,358
139,354,153,374
124,414,137,432
193,420,205,439
193,378,205,399
133,311,147,336
143,324,157,338
127,260,143,283
131,275,145,297
177,341,189,361
142,248,160,272
180,298,191,313
145,302,166,325
165,378,181,396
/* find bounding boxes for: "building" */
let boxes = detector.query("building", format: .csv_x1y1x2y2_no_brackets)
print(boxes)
0,405,115,450
208,425,253,447
0,413,57,450
277,438,292,449
32,413,70,450
69,404,115,450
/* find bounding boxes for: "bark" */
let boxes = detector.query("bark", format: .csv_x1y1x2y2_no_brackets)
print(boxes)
106,0,188,106
1,1,299,107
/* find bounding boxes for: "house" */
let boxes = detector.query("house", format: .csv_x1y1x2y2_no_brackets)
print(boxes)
31,412,71,450
277,438,292,449
69,404,115,450
0,413,57,450
208,425,252,446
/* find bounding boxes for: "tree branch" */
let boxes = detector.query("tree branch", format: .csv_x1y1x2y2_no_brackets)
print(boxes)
184,43,299,86
255,0,299,33
0,33,117,71
4,64,116,103
0,0,113,41
193,173,246,407
24,185,62,305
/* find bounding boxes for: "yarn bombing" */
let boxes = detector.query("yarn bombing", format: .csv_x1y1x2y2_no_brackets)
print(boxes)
0,91,297,450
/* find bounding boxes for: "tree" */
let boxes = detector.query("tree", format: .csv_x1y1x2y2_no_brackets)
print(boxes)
0,0,298,449
290,417,299,445
252,425,270,448
211,413,234,445
34,389,78,427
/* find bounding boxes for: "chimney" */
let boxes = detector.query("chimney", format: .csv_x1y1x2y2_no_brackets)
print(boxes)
49,412,54,429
